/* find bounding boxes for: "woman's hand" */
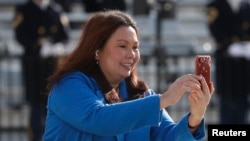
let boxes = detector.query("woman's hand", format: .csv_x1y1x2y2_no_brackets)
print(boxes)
188,75,215,132
160,74,203,110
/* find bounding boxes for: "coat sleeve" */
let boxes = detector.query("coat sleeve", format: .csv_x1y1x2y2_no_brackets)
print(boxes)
49,3,70,43
47,73,162,136
150,111,205,141
12,5,40,50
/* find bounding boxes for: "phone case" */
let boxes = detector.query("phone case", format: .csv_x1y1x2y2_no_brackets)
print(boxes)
195,55,211,91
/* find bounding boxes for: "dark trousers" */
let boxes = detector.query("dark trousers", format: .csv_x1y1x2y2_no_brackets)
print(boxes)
215,52,250,124
22,56,56,141
219,96,249,124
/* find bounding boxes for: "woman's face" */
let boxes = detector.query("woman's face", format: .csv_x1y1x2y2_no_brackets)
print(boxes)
97,26,140,85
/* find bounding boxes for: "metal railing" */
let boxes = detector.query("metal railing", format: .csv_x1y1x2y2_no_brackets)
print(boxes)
0,38,29,141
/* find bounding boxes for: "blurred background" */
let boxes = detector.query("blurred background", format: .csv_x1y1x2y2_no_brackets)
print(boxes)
0,0,249,141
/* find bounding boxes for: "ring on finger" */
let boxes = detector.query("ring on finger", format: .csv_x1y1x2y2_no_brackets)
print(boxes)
194,97,198,101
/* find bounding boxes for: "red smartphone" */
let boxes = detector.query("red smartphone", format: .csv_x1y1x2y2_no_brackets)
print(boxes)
195,55,212,91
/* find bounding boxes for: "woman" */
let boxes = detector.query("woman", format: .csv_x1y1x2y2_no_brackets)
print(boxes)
43,10,214,141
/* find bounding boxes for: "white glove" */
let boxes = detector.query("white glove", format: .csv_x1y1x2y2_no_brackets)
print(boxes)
244,42,250,60
52,43,65,57
40,42,53,58
227,42,245,58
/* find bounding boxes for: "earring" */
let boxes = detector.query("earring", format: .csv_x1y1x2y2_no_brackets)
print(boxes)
95,50,99,57
95,50,99,64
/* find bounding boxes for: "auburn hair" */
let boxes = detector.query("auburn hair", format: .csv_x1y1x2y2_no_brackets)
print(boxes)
47,10,148,100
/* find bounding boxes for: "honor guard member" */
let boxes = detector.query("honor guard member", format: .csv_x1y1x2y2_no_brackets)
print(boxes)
81,0,127,13
12,0,70,140
206,0,250,124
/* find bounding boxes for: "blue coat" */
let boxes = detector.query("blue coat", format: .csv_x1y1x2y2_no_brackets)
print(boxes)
43,72,205,141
